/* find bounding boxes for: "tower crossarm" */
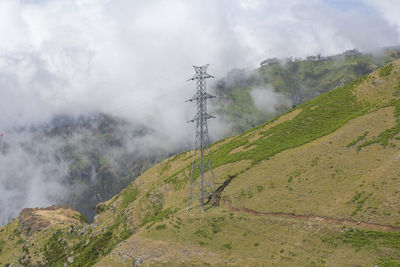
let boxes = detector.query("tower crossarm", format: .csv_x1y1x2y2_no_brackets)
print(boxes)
187,64,214,81
187,113,215,123
186,92,216,102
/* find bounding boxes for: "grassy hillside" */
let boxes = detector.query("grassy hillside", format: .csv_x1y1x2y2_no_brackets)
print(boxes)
2,49,396,228
2,59,400,266
215,47,400,134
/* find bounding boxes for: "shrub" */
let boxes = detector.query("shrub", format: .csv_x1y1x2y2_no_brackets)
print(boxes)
379,64,393,77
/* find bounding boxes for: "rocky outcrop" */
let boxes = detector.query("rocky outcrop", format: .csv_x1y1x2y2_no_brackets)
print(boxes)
18,204,86,234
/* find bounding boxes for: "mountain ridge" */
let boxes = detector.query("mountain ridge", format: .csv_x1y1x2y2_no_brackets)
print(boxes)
214,47,400,134
2,47,399,227
2,59,400,266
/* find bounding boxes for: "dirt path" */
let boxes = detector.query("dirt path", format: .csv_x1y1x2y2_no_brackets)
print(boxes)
224,203,400,232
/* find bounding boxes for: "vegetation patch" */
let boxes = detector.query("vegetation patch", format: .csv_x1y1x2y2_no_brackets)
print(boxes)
377,258,400,267
0,239,5,254
155,224,167,230
43,230,67,266
194,229,211,239
121,186,139,209
392,81,400,96
310,157,319,167
73,213,89,224
340,228,400,250
347,131,368,147
141,207,178,228
165,175,186,191
72,228,115,266
379,63,393,77
222,242,232,250
349,191,372,216
358,101,400,150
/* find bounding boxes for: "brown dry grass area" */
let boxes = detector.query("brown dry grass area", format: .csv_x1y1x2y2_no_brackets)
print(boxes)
19,204,83,233
211,160,252,184
225,204,400,232
95,234,226,267
225,106,400,225
118,206,381,267
354,59,400,104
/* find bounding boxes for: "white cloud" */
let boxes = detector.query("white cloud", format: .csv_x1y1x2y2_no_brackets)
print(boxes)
0,0,399,131
364,0,400,32
239,0,263,10
250,86,291,114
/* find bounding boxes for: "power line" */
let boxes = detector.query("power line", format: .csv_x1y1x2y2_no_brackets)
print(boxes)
187,64,216,211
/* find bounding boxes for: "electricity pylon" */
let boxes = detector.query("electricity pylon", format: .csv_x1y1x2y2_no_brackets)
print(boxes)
187,64,216,211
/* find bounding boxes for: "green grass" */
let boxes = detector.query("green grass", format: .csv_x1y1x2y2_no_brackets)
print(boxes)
141,208,178,228
120,186,139,209
43,230,67,266
350,191,364,203
377,258,400,267
211,75,371,169
351,192,372,216
347,131,368,147
70,216,134,266
165,175,186,190
340,228,400,250
393,81,400,96
73,213,89,224
358,100,400,150
379,63,394,77
72,229,115,267
0,239,5,254
222,242,232,250
323,228,400,265
215,51,400,135
155,224,167,230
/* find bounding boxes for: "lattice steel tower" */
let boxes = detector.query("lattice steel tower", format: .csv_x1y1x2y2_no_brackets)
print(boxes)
187,64,216,211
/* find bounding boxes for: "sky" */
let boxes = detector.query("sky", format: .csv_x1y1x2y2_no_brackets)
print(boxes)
0,0,399,132
0,0,400,223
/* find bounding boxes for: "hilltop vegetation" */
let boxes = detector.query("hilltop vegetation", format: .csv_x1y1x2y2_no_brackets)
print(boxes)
1,59,400,266
214,47,400,134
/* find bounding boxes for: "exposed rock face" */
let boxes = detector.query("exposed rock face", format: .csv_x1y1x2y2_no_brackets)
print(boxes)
94,202,107,214
18,204,86,234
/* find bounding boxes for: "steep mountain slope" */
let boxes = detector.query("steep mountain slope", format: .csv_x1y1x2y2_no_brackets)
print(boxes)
0,113,177,224
214,47,400,134
2,48,397,227
42,114,176,221
2,60,400,266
